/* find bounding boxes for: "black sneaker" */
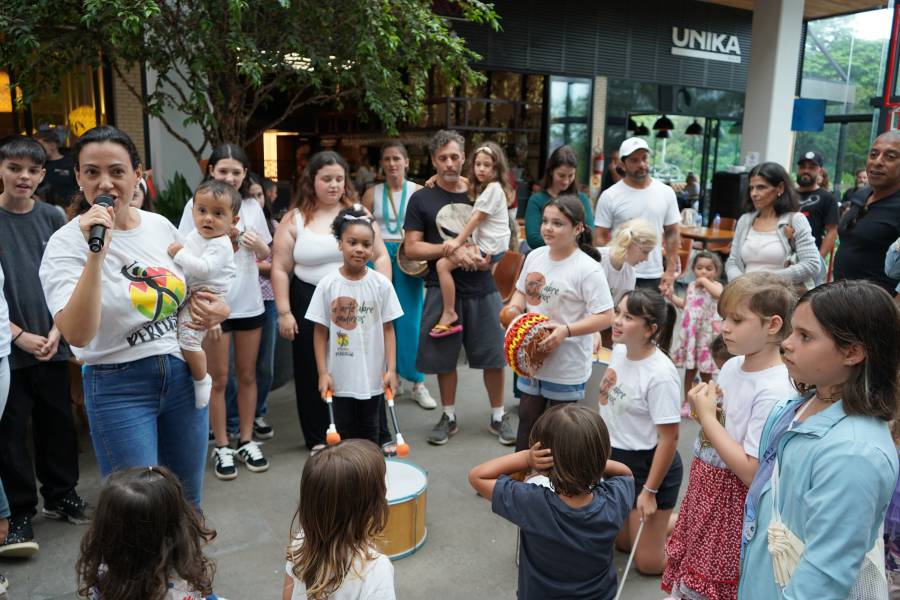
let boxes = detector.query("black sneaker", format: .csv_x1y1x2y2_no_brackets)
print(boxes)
427,413,458,445
235,440,269,472
253,416,275,440
42,491,90,525
0,515,39,558
490,413,517,446
212,446,238,480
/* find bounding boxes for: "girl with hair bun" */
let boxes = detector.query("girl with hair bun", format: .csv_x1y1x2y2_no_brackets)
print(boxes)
596,218,657,304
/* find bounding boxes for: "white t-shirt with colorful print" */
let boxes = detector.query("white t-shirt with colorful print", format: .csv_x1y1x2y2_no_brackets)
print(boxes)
41,210,187,365
305,268,403,399
514,246,614,385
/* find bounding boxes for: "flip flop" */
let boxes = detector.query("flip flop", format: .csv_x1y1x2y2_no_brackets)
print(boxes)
429,322,463,338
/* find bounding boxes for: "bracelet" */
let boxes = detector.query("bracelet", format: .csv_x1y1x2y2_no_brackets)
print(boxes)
565,324,572,337
642,484,658,495
277,310,291,317
11,330,24,344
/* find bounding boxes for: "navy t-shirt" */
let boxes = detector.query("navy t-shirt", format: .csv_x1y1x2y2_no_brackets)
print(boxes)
403,185,496,298
834,187,900,293
492,474,634,600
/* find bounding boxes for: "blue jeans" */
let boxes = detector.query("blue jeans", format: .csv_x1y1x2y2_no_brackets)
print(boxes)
83,355,208,507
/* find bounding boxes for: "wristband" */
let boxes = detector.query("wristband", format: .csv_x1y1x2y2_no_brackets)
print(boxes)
642,484,658,495
12,330,24,344
565,324,572,337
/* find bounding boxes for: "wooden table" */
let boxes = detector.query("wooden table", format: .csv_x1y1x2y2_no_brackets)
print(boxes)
679,226,735,249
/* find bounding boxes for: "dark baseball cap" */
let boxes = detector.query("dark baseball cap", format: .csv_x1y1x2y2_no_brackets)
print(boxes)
797,151,824,167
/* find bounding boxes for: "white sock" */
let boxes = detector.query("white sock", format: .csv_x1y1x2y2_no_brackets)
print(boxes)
194,374,212,409
491,406,505,421
443,405,456,421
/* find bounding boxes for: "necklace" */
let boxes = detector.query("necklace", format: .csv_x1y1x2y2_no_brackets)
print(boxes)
815,388,842,403
382,181,407,235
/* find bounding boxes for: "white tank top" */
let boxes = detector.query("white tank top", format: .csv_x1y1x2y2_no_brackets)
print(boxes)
291,210,343,285
372,180,419,241
742,228,787,273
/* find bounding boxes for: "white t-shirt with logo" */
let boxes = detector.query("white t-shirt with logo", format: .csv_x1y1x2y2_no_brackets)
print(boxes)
305,269,403,399
598,344,682,450
594,179,679,279
596,246,636,305
698,356,793,465
472,181,511,256
40,211,186,365
179,198,272,318
514,246,614,385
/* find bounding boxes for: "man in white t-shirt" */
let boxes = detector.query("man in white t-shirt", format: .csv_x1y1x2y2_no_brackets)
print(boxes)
593,138,680,293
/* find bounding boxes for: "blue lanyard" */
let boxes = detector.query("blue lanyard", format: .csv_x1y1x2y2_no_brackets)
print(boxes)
382,181,407,235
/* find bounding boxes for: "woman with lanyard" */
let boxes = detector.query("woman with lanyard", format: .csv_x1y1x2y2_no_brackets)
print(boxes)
272,150,391,453
39,126,230,507
362,141,436,413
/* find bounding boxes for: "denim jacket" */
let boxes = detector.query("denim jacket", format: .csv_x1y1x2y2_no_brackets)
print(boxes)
739,395,898,599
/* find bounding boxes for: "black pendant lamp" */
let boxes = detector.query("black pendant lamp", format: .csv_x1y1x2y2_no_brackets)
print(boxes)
627,117,638,131
634,123,650,136
653,114,674,130
655,129,671,139
685,120,703,135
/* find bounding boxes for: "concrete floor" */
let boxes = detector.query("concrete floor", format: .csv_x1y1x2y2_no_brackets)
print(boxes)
1,363,698,600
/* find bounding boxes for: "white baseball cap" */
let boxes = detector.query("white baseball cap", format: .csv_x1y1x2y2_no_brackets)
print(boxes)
619,137,651,159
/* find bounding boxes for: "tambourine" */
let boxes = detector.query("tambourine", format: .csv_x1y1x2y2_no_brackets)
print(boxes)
396,240,428,278
503,312,552,377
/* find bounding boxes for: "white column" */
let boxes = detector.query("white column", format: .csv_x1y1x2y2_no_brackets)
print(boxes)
589,76,608,202
740,0,805,168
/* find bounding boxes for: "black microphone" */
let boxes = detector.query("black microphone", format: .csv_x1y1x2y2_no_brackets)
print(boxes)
88,194,114,253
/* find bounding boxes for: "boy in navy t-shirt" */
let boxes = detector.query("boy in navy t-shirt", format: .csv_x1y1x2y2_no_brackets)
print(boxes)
469,404,634,600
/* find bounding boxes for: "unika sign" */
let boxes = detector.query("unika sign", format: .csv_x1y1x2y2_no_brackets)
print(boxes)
671,27,741,64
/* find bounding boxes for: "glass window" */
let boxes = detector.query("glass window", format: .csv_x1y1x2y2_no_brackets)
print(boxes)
547,77,592,185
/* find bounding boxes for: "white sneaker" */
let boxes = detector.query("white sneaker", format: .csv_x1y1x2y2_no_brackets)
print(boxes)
411,384,437,409
212,446,237,481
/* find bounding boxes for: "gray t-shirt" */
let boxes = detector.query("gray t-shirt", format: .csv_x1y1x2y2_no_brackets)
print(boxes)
0,201,72,369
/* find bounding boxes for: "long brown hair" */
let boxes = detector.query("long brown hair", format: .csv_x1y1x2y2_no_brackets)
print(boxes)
529,404,611,496
76,466,216,600
796,280,900,420
287,440,388,599
544,194,599,262
465,140,513,201
541,145,580,194
290,150,356,223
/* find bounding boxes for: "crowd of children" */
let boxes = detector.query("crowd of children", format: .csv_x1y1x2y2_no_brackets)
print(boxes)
0,126,899,600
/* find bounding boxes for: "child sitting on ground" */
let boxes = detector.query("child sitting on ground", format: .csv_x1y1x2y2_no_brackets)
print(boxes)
76,466,218,600
430,141,512,337
284,439,395,599
469,404,634,600
166,180,238,408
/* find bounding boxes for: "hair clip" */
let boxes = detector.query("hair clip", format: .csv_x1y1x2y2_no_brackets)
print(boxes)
475,145,493,156
343,214,371,223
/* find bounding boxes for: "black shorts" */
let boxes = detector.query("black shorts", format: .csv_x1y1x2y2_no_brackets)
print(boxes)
221,312,266,333
611,446,683,511
416,287,505,373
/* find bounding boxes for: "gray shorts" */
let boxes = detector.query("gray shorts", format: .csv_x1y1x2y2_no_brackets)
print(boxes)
416,288,505,374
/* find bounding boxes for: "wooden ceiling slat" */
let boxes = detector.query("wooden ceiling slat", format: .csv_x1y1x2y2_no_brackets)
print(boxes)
699,0,885,20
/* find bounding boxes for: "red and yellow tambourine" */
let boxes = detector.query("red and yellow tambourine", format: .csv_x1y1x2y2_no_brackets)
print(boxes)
503,312,552,377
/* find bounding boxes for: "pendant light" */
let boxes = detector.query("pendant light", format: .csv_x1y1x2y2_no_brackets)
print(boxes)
652,114,674,130
685,120,703,135
627,117,638,131
634,123,650,136
655,129,671,139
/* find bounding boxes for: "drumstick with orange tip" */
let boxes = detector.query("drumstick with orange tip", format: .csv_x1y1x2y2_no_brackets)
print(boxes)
324,389,341,445
384,387,409,457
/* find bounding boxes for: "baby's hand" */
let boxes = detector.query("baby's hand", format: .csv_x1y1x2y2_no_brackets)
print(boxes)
167,241,183,258
442,239,461,257
527,441,554,474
